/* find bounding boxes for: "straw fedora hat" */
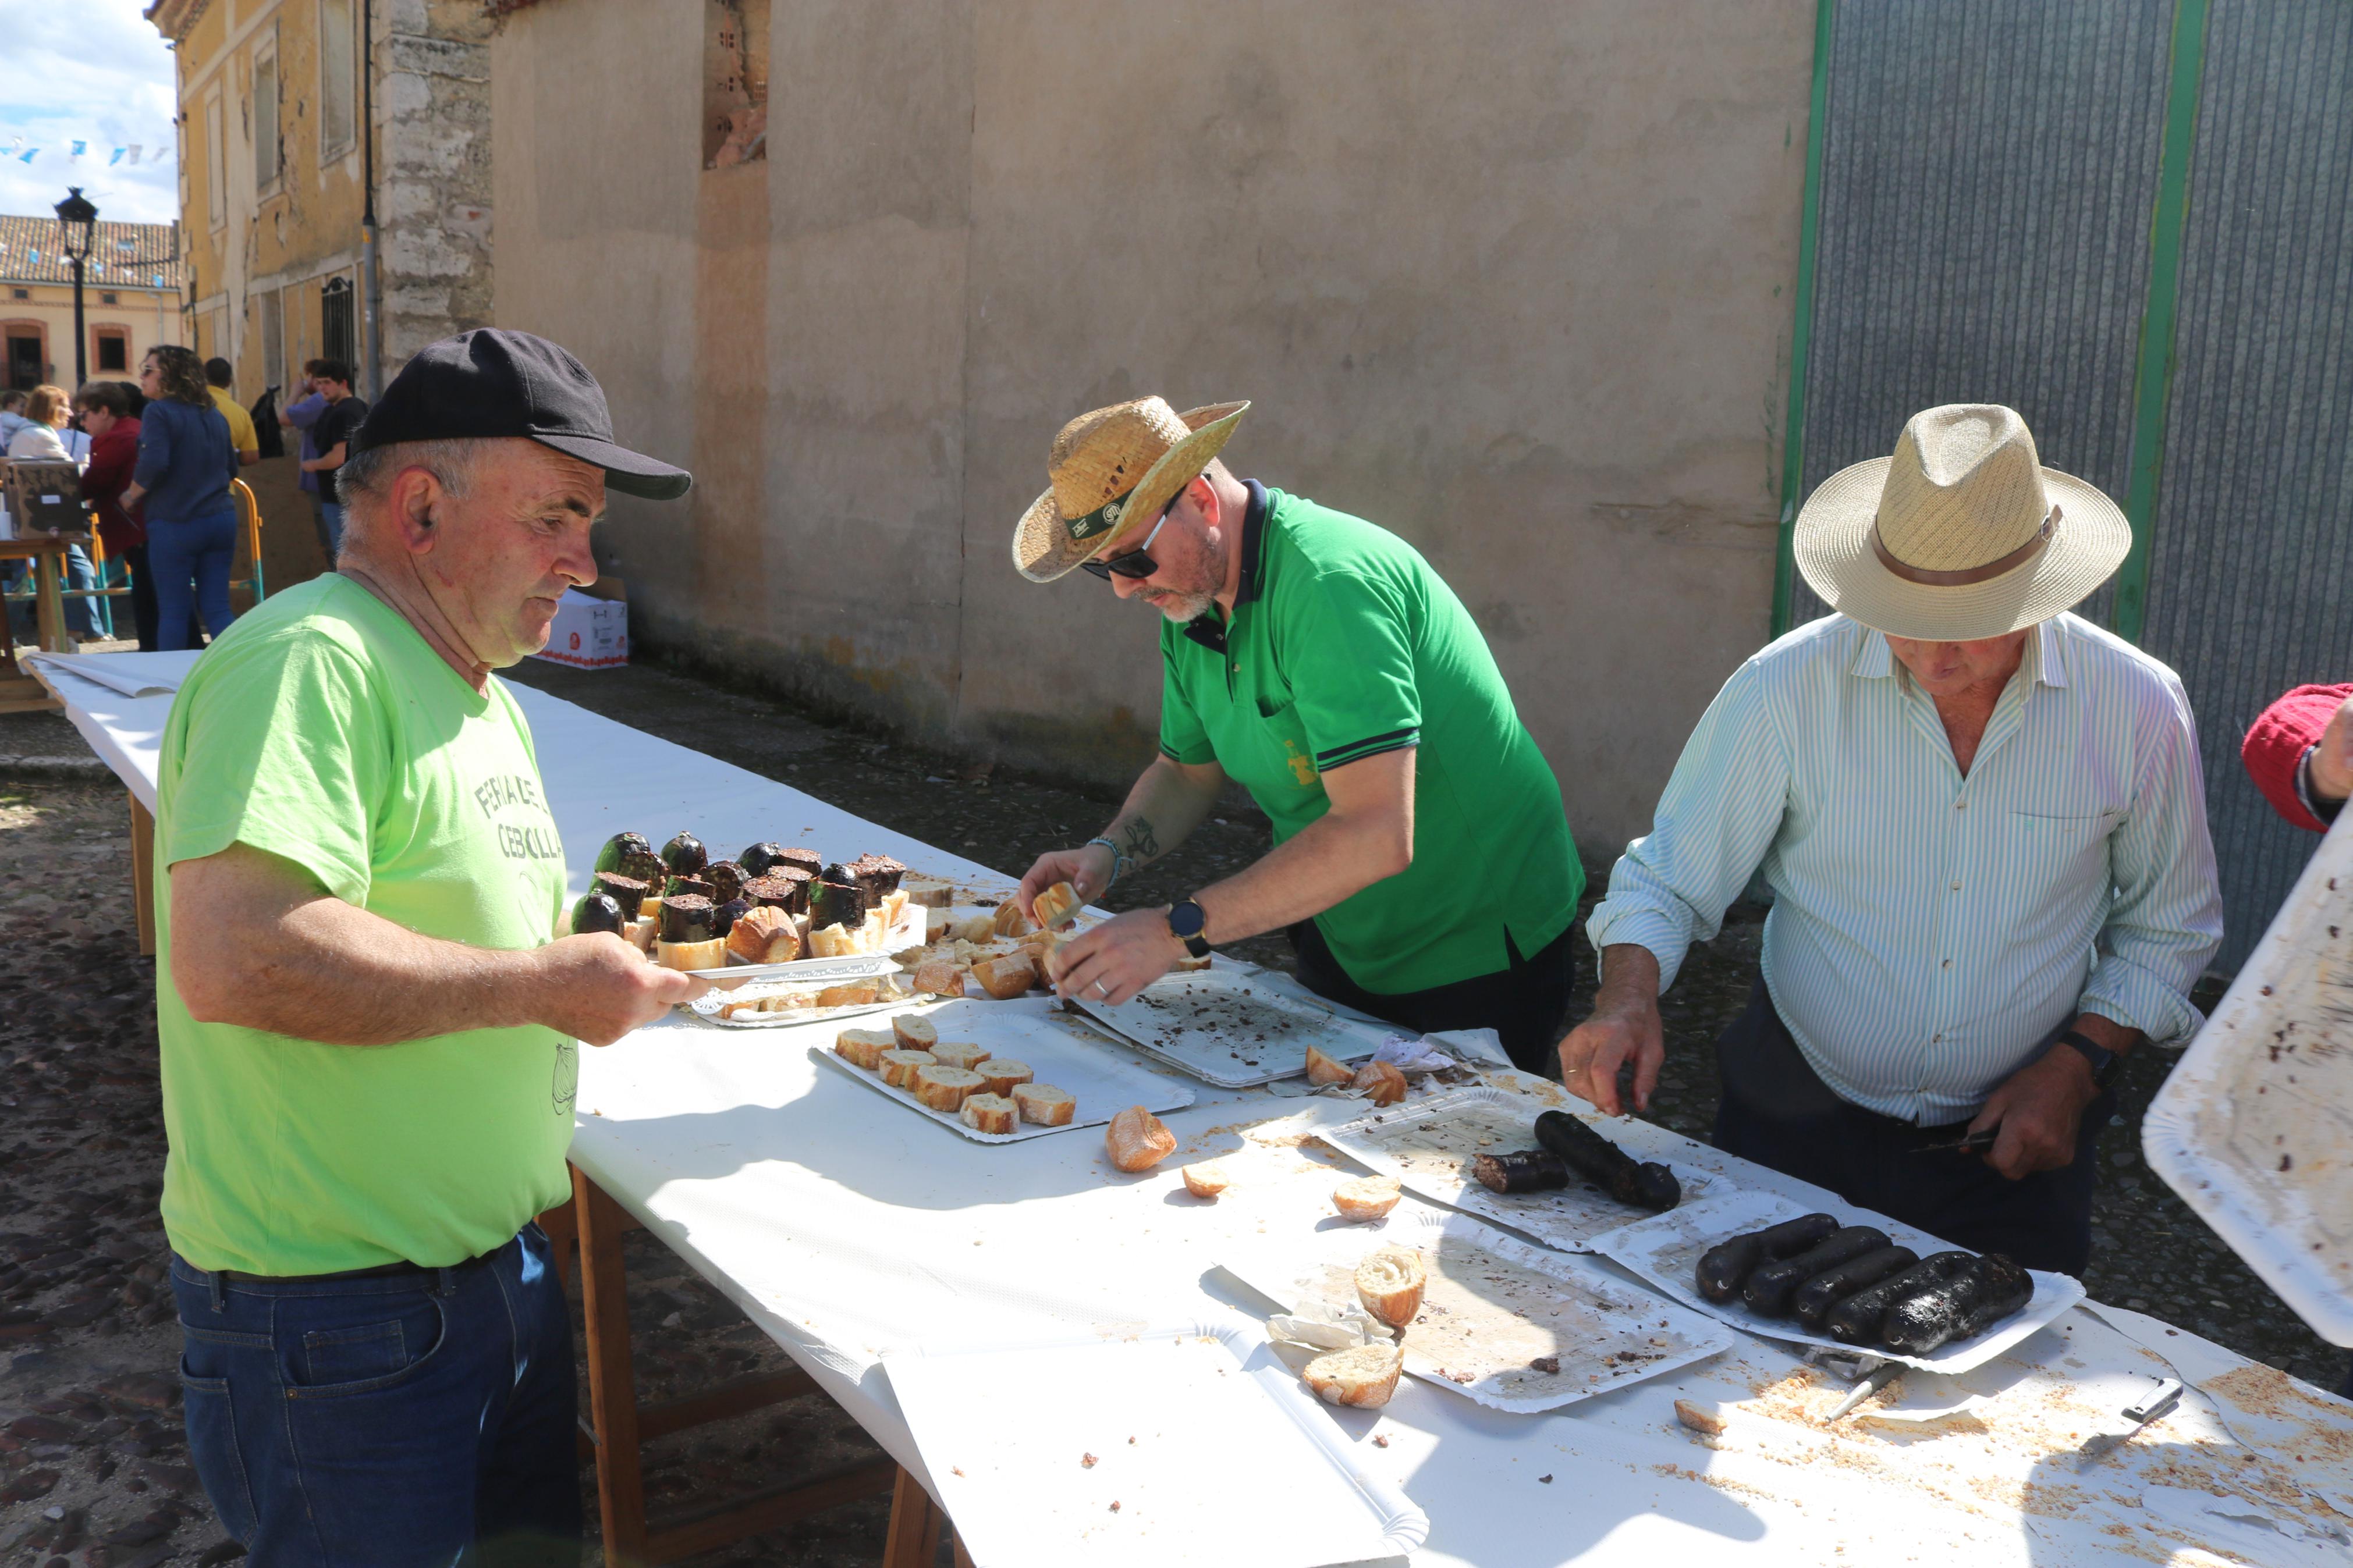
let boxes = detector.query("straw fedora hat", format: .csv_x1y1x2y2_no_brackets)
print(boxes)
1793,404,2132,641
1012,396,1250,583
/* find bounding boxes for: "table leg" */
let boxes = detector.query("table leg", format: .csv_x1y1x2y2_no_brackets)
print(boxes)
33,552,68,653
883,1466,946,1568
575,1165,651,1565
128,792,155,958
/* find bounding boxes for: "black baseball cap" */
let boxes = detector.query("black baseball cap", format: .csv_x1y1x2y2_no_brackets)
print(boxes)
350,328,693,500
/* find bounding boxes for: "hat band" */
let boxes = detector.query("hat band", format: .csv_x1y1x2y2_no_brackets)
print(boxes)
1871,504,2060,588
1061,481,1148,545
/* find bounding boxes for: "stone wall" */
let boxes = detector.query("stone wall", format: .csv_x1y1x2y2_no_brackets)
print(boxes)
377,0,496,371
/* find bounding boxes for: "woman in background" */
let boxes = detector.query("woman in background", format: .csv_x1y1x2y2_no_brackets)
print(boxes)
75,381,157,650
3,385,102,641
122,347,238,650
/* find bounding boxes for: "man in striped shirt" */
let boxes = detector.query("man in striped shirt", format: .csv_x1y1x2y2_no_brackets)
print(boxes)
1563,407,2222,1274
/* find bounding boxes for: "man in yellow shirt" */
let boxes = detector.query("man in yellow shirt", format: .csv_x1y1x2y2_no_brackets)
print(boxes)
203,356,261,466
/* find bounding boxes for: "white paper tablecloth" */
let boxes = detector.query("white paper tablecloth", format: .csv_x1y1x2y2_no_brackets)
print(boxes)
40,647,2353,1566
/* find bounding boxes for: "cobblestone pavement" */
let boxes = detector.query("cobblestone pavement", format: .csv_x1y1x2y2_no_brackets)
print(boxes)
3,657,2344,1565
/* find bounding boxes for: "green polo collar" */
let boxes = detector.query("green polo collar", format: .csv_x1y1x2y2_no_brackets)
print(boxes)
1180,479,1272,654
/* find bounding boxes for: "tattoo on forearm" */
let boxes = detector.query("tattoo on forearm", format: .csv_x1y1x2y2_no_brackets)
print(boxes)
1118,816,1162,867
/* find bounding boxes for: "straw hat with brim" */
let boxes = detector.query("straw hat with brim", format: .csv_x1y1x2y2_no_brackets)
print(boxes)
1793,403,2132,642
1012,397,1250,583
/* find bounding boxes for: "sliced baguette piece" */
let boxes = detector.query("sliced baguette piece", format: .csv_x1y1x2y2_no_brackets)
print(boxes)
834,1027,896,1070
990,900,1036,938
902,874,954,909
878,1049,936,1089
807,922,858,959
759,988,819,1014
1012,1083,1076,1126
1106,1105,1176,1172
914,1064,986,1112
960,1091,1018,1135
952,912,999,944
813,982,879,1009
1354,1246,1428,1327
1030,880,1083,931
1173,952,1213,972
971,952,1038,1001
727,905,800,964
1352,1060,1408,1107
975,1058,1034,1096
1303,1342,1403,1408
858,909,889,954
924,905,956,941
926,1040,989,1072
656,936,730,972
1304,1045,1354,1086
625,916,659,952
1332,1175,1403,1222
911,960,967,998
892,1015,939,1051
1181,1161,1232,1199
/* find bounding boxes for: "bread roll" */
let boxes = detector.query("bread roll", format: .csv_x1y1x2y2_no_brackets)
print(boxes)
1106,1105,1176,1172
960,1092,1018,1135
1304,1046,1354,1086
813,982,879,1008
1332,1175,1403,1222
1354,1246,1428,1327
1013,1083,1076,1126
835,1028,895,1070
929,1040,992,1071
911,961,967,998
915,1065,986,1112
656,936,729,972
892,1015,939,1051
878,1049,936,1088
976,1059,1034,1096
902,875,954,909
991,900,1036,938
971,952,1037,1000
1031,880,1083,931
726,905,800,964
1181,1161,1232,1199
1352,1060,1408,1107
1303,1343,1403,1408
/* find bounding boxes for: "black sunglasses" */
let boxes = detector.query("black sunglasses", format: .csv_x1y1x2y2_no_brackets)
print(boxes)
1079,488,1187,581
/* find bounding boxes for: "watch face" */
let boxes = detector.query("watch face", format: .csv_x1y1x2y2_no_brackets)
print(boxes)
1169,901,1206,938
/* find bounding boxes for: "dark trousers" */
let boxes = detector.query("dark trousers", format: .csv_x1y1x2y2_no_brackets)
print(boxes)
171,1225,580,1567
122,543,161,650
1710,977,2109,1276
1290,917,1575,1073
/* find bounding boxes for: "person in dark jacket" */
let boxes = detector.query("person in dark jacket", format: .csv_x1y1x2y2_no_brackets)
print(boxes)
74,381,158,650
123,346,239,650
2241,684,2353,1399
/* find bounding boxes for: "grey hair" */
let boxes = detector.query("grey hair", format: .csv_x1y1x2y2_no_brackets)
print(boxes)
335,437,491,515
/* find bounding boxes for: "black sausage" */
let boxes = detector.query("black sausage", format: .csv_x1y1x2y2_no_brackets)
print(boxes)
1472,1149,1571,1193
1533,1110,1681,1212
1694,1213,1840,1303
1880,1253,2033,1354
1742,1226,1891,1317
1824,1252,1974,1345
1791,1246,1921,1331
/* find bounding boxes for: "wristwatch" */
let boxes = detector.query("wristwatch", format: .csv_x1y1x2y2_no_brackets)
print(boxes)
2056,1029,2124,1092
1166,898,1212,959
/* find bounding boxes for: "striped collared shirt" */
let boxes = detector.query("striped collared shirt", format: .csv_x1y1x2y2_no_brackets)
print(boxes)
1588,612,2223,1122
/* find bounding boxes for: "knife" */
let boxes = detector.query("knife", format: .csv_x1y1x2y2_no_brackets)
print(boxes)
1912,1128,1997,1155
695,954,903,991
1826,1359,1903,1421
2072,1377,2184,1470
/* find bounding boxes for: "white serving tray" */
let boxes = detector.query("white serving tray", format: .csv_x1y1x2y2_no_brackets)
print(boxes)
2145,808,2353,1346
1069,965,1402,1087
808,998,1194,1143
1222,1206,1732,1414
698,952,903,989
1590,1187,2085,1374
883,1316,1428,1568
1319,1085,1724,1251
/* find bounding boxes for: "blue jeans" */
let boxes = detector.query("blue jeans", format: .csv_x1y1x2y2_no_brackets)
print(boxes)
320,500,346,561
3,546,101,642
147,510,239,651
171,1225,580,1567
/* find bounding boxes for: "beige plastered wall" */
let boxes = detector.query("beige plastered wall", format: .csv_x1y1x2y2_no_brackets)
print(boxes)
494,0,1816,856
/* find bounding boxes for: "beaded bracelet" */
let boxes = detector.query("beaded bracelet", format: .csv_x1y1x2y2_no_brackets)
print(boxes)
1084,836,1130,890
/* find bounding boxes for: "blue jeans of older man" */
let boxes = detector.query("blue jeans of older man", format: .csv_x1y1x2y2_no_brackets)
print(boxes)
170,1225,579,1567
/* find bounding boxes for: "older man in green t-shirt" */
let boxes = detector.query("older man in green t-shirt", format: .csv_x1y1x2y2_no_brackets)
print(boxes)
1013,397,1582,1068
157,330,702,1564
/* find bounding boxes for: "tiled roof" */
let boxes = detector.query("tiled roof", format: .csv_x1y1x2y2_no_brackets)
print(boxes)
0,215,183,290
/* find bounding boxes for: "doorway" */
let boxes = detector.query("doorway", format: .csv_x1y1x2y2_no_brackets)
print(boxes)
5,333,41,390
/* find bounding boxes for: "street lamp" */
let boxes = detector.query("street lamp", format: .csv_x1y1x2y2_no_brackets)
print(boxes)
54,187,97,389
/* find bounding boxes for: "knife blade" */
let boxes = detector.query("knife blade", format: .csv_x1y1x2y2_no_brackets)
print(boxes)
1912,1128,1997,1155
2072,1377,2183,1470
1826,1359,1903,1421
695,953,903,991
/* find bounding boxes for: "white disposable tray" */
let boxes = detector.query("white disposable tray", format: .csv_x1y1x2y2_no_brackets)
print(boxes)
2145,808,2353,1346
883,1317,1428,1568
1222,1206,1731,1414
808,998,1194,1143
1591,1187,2085,1374
1319,1085,1724,1251
1069,965,1401,1087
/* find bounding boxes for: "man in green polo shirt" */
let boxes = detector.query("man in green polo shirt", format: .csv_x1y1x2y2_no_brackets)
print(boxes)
157,330,704,1564
1014,396,1581,1068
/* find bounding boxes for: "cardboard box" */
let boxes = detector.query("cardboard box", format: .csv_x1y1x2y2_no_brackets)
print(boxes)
535,581,628,669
